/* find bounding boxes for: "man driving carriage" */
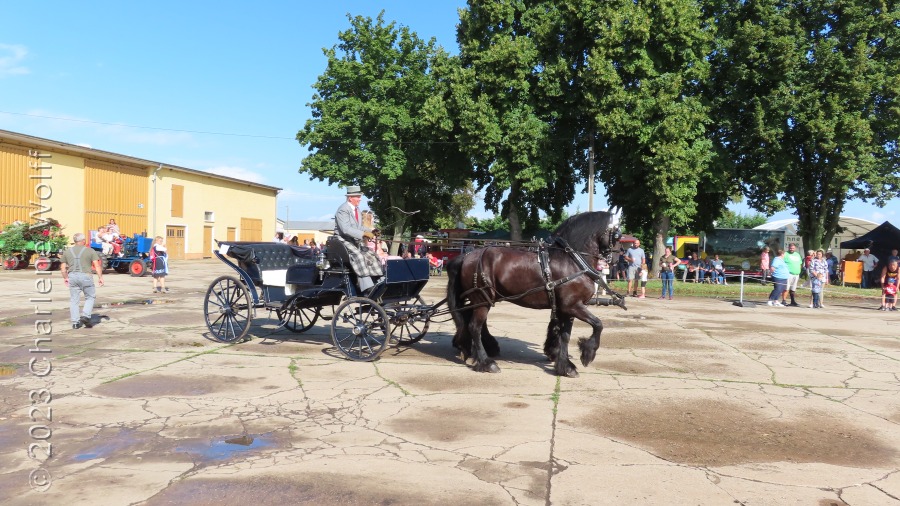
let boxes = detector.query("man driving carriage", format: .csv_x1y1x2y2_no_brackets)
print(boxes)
334,185,383,292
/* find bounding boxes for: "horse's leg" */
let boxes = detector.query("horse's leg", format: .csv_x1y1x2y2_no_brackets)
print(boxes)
452,310,473,360
570,303,604,367
481,324,500,358
543,319,560,362
468,306,500,373
553,317,579,377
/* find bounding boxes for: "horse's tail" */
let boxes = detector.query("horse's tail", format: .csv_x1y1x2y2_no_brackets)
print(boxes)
445,253,470,355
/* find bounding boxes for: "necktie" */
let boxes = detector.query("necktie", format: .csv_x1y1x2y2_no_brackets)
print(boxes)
354,207,359,224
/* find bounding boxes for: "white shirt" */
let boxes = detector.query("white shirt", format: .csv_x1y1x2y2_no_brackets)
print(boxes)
859,253,878,271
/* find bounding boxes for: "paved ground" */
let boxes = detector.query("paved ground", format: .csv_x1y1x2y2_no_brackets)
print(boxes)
1,259,899,505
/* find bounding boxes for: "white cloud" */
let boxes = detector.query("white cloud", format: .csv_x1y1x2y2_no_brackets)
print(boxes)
872,211,886,222
205,165,267,184
0,44,29,77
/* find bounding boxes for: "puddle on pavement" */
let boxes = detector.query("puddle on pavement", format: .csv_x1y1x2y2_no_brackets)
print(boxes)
100,298,178,308
576,398,898,467
176,434,277,461
73,428,150,461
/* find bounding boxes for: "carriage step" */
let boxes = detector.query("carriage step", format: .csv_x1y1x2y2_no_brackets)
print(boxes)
321,315,333,321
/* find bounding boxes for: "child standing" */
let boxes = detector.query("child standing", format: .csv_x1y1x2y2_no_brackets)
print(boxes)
809,249,828,309
638,261,648,299
150,236,169,293
880,258,899,311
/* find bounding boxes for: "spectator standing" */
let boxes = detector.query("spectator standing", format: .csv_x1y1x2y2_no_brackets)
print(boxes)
60,233,104,329
767,249,788,306
658,246,680,300
858,248,879,289
808,249,828,309
616,251,627,281
825,252,839,284
760,246,770,285
783,244,803,306
879,257,898,311
150,236,169,293
624,240,646,298
887,248,899,264
595,256,610,296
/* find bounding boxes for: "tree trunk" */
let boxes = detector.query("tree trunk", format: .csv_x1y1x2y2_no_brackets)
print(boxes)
652,212,670,278
507,179,523,242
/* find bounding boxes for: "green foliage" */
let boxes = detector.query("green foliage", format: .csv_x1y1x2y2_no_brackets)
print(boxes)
433,181,477,229
0,219,68,255
446,1,580,239
715,210,768,230
296,12,470,240
707,0,900,251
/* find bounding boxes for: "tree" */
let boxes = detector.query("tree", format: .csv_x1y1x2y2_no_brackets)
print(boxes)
296,12,470,252
447,1,580,240
715,209,768,230
708,0,900,253
433,181,477,230
562,0,731,274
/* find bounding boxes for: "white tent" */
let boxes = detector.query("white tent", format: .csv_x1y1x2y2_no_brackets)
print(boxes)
753,216,879,255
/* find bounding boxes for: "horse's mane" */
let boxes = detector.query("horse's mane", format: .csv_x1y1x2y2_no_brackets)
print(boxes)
551,211,612,253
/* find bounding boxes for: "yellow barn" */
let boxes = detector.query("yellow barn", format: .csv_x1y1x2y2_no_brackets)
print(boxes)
0,129,278,260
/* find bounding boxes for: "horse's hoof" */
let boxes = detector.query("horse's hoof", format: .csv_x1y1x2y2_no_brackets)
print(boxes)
565,369,579,378
474,361,501,373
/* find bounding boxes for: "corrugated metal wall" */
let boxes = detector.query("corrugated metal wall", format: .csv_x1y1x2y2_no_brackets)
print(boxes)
0,144,35,226
84,159,148,236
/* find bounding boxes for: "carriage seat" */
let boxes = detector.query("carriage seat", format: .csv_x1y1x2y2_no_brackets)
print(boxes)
325,236,353,272
225,243,315,286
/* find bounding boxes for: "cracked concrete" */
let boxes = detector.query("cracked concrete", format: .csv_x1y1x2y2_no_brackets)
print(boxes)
1,259,899,505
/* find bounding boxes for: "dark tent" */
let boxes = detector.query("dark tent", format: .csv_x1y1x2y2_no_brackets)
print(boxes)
840,221,900,266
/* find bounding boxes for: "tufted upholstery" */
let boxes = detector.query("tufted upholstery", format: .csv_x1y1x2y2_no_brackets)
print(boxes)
226,243,316,284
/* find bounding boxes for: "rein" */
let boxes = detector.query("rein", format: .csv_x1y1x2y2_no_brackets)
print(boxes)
455,236,626,314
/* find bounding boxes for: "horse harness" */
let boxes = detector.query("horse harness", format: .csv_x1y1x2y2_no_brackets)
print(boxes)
460,236,624,320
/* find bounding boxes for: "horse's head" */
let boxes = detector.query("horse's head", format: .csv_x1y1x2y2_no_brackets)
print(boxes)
552,210,620,258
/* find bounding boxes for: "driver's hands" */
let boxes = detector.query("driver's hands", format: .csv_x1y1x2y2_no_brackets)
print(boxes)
363,231,375,240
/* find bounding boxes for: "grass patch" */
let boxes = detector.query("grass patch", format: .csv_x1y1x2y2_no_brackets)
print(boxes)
0,320,12,327
606,279,875,301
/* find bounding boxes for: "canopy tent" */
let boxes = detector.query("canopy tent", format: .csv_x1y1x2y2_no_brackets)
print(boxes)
840,221,900,265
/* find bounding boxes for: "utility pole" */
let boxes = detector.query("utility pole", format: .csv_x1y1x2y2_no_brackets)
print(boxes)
588,132,595,212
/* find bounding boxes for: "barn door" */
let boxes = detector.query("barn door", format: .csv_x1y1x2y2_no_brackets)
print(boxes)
166,226,185,260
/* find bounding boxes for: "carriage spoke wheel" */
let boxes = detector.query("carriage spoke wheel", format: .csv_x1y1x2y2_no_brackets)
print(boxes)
204,275,252,343
276,303,320,333
387,295,431,345
331,297,389,361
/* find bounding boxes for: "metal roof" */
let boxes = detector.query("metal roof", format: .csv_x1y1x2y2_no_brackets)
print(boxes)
0,128,281,193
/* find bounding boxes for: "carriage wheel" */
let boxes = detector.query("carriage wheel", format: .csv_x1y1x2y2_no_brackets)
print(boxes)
34,256,52,272
204,275,252,343
387,295,431,345
276,305,320,333
4,255,21,270
129,259,147,277
331,297,390,361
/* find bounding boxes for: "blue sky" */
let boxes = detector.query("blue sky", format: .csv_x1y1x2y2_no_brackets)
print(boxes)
1,1,895,226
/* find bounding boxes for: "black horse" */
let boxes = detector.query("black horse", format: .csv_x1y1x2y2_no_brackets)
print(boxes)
446,211,624,377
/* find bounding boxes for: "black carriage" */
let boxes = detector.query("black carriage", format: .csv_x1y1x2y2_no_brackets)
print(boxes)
205,236,433,361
